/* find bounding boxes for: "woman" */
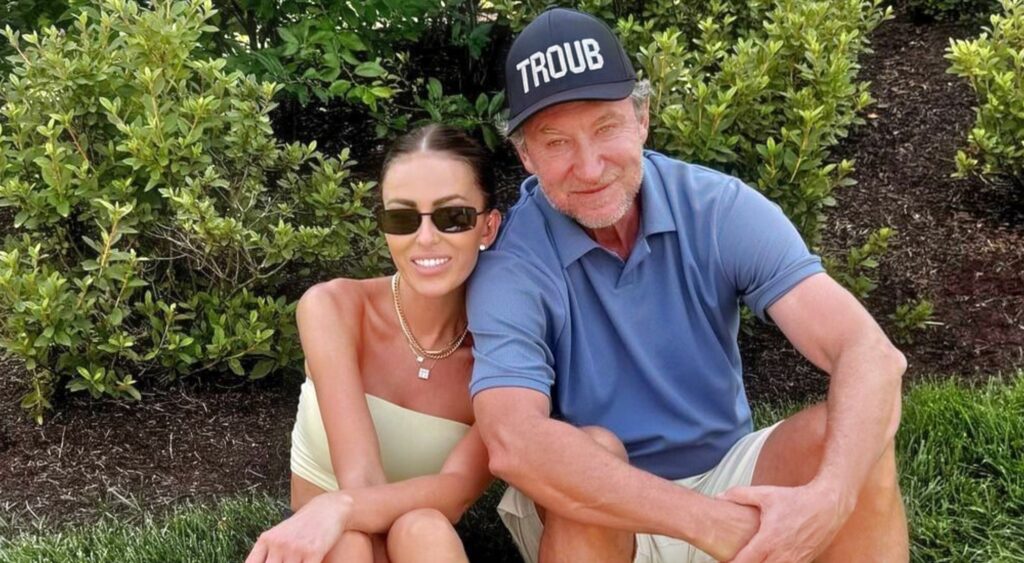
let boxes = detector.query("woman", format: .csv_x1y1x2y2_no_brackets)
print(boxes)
246,124,502,563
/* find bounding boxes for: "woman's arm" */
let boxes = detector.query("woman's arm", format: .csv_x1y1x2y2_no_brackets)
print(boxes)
247,425,491,563
297,280,388,488
333,425,493,533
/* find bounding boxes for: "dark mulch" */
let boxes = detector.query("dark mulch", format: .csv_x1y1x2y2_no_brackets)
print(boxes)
0,358,297,532
2,8,1022,552
743,13,1024,404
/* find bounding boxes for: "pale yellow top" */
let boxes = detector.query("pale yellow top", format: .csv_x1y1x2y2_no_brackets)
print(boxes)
290,373,471,491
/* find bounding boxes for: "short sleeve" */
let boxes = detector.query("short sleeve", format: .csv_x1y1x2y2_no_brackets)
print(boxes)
466,251,564,398
714,181,825,322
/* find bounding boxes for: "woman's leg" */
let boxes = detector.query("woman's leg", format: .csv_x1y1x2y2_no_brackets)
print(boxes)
386,508,468,563
292,472,390,563
324,531,391,563
290,471,330,511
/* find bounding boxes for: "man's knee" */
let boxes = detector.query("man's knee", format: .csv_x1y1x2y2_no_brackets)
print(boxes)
579,425,628,461
388,508,454,545
799,404,900,511
863,440,901,500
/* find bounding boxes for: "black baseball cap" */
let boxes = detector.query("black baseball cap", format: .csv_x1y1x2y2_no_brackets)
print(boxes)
504,8,637,132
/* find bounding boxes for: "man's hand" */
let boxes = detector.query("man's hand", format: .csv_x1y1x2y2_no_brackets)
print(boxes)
720,481,853,563
245,492,352,563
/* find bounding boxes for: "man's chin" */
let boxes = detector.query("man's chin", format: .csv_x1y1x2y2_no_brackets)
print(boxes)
574,213,621,230
572,206,631,230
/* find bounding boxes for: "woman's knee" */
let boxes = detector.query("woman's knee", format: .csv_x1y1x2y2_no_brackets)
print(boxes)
324,530,375,563
388,508,457,547
579,425,628,461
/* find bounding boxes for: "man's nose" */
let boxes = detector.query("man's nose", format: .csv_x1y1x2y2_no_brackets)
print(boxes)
574,142,604,184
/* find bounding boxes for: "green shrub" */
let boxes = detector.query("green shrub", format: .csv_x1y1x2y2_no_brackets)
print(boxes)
947,0,1024,189
634,0,890,247
0,0,74,76
889,298,936,345
213,0,501,121
823,227,893,300
488,0,889,249
208,0,444,108
0,0,386,422
374,78,506,149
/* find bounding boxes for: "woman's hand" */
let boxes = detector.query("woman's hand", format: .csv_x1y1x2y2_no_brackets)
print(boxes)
245,492,353,563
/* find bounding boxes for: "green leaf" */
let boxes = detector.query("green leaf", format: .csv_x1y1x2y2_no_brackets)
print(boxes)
488,91,505,114
354,61,386,78
250,359,275,379
54,330,72,347
427,77,443,100
482,127,499,150
278,28,298,45
337,32,367,52
67,380,89,392
228,357,244,376
329,80,352,96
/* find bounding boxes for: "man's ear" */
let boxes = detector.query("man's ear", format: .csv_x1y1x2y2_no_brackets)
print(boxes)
515,142,537,175
638,99,651,146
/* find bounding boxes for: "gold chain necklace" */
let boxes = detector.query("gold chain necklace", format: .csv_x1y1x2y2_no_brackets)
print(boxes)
391,272,468,380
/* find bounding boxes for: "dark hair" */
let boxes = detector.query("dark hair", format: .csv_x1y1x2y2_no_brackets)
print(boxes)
381,124,496,207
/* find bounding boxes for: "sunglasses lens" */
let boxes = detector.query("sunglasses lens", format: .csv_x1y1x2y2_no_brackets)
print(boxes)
379,209,421,235
433,207,478,233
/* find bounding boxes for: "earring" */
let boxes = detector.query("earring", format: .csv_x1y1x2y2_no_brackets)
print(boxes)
479,244,487,251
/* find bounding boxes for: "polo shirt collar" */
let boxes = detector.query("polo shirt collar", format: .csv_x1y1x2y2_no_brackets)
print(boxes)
529,154,677,269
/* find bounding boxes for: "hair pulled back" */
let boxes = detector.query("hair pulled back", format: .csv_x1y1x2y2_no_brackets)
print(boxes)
381,124,496,206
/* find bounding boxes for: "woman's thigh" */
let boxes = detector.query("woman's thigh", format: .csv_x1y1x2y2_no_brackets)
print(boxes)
291,471,329,510
324,531,390,563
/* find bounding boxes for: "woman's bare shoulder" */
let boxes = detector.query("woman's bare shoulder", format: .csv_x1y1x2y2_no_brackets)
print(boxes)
297,277,389,320
295,277,391,380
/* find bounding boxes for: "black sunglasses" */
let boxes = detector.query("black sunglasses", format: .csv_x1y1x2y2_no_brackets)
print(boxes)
378,206,487,235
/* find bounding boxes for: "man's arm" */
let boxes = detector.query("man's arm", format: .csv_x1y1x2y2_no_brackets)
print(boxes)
724,272,906,562
474,387,759,561
770,272,905,507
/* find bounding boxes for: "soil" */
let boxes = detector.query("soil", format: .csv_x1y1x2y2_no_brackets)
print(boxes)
742,13,1024,404
2,7,1022,550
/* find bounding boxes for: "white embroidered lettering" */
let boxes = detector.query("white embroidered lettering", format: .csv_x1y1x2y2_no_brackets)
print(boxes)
516,58,532,94
546,45,567,79
529,52,549,90
565,41,587,73
582,38,604,70
515,38,607,94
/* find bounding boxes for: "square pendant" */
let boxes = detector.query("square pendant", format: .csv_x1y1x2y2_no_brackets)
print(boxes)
417,368,430,380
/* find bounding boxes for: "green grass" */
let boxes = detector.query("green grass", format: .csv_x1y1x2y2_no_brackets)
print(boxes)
1,376,1021,562
0,495,282,563
898,377,1024,562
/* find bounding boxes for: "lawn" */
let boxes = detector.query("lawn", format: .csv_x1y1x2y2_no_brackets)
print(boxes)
2,376,1021,562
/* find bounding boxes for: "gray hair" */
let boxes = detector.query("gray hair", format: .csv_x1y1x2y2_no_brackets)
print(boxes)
503,79,652,151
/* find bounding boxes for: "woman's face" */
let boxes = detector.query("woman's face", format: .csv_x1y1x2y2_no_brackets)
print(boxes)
381,150,500,298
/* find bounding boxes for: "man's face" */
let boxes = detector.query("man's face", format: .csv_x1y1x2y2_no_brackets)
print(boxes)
516,97,649,229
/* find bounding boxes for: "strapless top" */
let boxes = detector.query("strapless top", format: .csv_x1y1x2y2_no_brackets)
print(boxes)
290,372,470,490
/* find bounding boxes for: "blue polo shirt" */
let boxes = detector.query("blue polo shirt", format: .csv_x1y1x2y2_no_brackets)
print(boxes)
467,150,824,480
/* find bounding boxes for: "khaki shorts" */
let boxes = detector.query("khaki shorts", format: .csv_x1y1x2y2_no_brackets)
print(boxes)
497,422,781,563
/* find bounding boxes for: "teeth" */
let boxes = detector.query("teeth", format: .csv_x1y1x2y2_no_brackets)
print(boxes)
413,257,450,268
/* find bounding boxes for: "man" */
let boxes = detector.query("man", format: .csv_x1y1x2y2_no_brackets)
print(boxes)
467,7,908,563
